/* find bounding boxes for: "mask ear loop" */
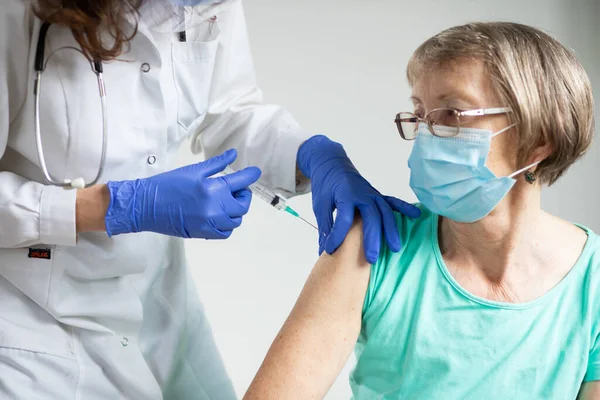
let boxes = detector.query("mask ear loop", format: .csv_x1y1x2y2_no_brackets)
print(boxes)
491,123,518,137
508,160,541,179
492,123,542,181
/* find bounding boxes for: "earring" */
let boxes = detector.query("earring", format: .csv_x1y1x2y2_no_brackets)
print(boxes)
524,171,536,184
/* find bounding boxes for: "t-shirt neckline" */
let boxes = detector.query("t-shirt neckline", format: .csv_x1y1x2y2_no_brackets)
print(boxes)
431,214,594,310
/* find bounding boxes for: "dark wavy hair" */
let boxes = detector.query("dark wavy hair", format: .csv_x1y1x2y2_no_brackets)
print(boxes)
34,0,147,61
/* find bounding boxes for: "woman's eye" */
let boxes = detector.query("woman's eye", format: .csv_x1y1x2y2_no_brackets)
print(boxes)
428,109,459,126
445,109,456,118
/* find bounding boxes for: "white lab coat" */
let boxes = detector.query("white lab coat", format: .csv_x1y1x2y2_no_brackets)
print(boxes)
0,0,311,398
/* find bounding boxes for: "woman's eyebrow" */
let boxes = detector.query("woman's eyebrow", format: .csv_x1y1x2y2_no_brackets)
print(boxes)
438,91,480,108
409,92,482,110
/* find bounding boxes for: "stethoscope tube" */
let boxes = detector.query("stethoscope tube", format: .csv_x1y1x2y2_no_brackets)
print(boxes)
34,22,108,189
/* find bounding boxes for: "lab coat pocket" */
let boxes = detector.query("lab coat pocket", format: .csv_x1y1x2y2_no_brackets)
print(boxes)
171,18,221,135
0,304,78,398
0,347,78,398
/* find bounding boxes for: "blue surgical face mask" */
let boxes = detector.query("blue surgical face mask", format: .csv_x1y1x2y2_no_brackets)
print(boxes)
408,123,540,223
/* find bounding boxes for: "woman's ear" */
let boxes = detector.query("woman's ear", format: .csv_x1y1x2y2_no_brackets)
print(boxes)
528,143,553,169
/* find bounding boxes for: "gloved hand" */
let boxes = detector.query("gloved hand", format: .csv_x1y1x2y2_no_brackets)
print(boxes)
298,135,421,264
105,149,261,239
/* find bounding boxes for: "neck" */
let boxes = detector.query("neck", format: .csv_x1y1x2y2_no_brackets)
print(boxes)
439,183,544,286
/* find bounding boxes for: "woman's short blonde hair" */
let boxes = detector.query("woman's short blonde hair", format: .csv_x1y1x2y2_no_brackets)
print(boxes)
407,22,595,185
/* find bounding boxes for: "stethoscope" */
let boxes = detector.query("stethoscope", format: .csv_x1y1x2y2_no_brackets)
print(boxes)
34,22,108,189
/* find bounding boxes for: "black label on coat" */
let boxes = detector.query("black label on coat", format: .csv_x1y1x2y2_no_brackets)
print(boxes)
28,248,51,260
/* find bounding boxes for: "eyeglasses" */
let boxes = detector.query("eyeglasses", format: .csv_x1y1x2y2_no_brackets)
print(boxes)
394,107,513,140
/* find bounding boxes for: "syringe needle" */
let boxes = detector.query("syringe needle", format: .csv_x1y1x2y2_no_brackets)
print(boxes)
297,215,319,231
223,168,325,235
283,206,326,235
299,217,328,237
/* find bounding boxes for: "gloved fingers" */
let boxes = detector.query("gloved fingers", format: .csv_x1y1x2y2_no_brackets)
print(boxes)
319,235,327,255
357,204,382,265
314,201,334,255
384,196,421,219
376,196,401,253
210,229,233,240
222,167,262,193
213,215,243,231
325,201,355,255
225,188,253,218
204,218,234,240
230,216,243,228
198,149,238,178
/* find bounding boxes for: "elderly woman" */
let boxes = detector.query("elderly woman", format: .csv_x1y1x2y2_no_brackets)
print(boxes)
243,22,598,399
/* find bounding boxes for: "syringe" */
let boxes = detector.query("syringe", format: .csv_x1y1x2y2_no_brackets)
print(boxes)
223,167,319,232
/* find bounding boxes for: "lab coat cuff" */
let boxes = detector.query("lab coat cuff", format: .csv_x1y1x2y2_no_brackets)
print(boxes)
271,130,314,197
39,185,78,246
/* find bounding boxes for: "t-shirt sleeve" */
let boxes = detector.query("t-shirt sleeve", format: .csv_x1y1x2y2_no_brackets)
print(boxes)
584,239,600,382
361,205,428,317
362,212,406,316
362,238,391,316
585,331,600,381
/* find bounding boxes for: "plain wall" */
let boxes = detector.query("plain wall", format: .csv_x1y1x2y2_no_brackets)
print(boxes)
176,0,600,398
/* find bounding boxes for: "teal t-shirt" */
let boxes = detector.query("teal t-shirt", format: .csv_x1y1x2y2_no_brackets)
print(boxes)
350,207,600,399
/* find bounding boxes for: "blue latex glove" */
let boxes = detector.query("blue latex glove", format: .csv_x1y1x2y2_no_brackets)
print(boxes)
105,149,261,239
298,135,421,264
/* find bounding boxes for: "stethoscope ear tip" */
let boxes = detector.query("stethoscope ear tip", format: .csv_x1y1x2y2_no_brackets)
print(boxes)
69,177,86,189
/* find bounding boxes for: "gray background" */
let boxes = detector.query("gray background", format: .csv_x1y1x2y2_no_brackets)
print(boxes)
176,0,600,397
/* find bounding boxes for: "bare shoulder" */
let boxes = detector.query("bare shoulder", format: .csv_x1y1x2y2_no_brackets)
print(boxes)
327,217,369,269
541,212,590,265
306,218,370,293
544,212,588,238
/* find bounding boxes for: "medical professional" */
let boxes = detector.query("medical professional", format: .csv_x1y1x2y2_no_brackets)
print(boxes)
0,0,420,398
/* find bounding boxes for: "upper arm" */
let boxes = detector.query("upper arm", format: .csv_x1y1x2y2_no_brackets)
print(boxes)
244,219,372,400
193,0,311,195
1,0,32,146
578,382,600,399
205,0,257,107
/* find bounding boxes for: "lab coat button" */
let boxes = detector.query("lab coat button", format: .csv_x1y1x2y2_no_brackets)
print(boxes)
121,337,129,347
141,63,151,73
147,155,157,165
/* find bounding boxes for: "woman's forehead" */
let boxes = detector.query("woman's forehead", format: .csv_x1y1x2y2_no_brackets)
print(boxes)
411,59,500,107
